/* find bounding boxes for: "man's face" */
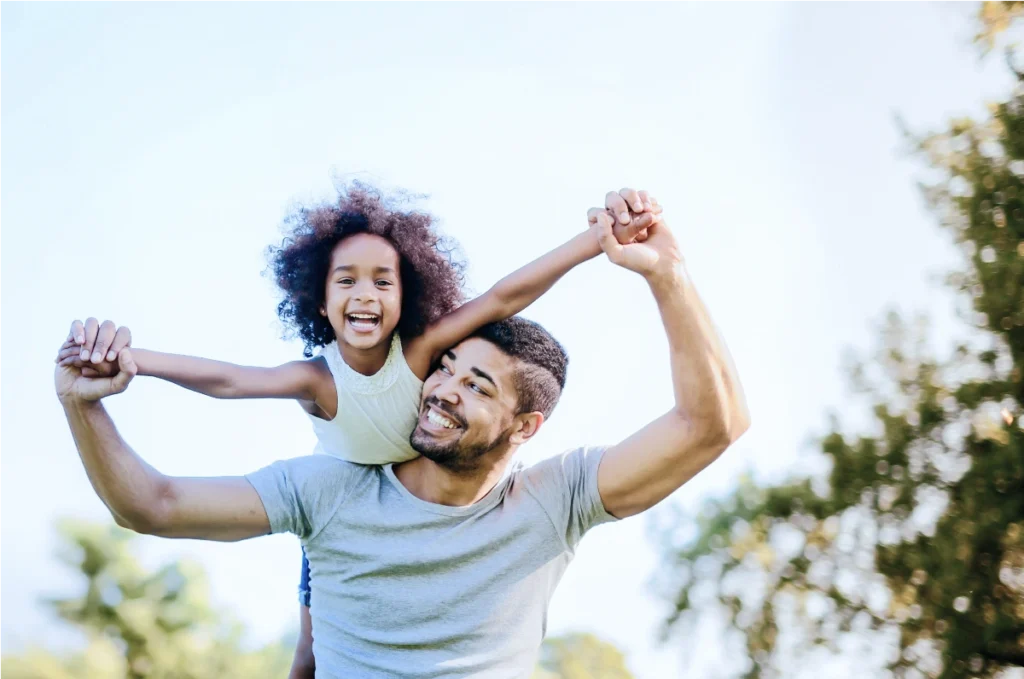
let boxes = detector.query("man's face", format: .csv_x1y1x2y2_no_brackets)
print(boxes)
410,338,525,472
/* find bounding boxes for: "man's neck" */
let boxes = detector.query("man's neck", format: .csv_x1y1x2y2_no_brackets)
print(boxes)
393,452,514,507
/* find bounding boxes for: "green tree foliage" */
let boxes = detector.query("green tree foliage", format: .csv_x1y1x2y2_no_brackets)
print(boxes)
532,633,635,679
658,7,1024,679
976,1,1024,55
1,520,294,679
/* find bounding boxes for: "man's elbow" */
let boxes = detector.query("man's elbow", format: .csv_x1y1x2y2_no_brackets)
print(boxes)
111,481,177,536
113,506,170,536
722,404,751,446
682,405,751,457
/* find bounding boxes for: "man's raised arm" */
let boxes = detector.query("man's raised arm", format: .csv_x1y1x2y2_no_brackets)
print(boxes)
55,322,271,541
589,192,750,520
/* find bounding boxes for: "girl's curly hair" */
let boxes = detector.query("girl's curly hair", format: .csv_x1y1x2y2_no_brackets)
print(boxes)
269,182,466,357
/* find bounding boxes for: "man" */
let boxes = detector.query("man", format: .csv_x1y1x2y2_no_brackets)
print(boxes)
55,190,749,678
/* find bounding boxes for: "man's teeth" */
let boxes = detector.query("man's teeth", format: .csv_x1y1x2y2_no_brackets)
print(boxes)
426,410,458,429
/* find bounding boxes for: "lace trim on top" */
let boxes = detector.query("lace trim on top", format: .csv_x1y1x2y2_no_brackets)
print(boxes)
320,333,407,396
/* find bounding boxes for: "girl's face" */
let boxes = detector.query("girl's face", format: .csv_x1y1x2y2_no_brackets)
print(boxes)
322,233,403,352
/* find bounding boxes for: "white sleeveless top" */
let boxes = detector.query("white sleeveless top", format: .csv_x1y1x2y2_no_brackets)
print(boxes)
307,334,423,465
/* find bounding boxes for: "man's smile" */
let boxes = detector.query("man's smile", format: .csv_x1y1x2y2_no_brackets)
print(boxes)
419,403,463,434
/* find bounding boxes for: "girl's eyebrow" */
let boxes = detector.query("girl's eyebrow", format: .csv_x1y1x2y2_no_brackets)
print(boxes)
329,264,396,275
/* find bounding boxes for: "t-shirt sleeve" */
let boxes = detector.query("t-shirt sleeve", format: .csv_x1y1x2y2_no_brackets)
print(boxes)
245,455,357,540
521,446,619,550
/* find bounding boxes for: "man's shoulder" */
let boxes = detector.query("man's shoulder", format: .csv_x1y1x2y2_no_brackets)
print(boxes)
511,445,607,498
516,446,606,478
253,455,379,487
509,445,617,547
295,455,376,470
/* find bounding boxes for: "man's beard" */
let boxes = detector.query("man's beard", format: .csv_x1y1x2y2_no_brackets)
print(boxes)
410,402,513,474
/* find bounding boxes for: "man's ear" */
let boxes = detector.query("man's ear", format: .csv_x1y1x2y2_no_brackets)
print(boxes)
509,412,545,446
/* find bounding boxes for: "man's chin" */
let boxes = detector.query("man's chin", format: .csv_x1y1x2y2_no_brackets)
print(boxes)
410,427,459,458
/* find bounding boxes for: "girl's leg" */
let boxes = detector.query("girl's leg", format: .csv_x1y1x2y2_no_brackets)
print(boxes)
288,549,315,679
288,604,315,679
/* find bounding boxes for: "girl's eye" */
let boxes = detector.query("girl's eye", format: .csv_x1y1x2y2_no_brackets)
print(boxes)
439,364,452,375
376,280,392,287
338,278,354,285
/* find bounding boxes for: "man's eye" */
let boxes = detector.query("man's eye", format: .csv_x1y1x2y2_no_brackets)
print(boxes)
470,383,485,395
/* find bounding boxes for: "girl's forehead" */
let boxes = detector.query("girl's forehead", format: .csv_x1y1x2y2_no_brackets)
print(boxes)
331,233,400,266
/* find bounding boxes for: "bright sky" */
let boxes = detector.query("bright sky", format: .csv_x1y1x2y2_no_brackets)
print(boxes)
1,3,1013,678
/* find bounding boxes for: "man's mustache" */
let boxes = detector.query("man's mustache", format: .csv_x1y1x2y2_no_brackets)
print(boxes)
423,397,466,428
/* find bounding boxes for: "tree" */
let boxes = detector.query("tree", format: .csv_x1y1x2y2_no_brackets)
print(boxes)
976,1,1024,56
658,7,1024,679
1,520,294,679
532,633,635,679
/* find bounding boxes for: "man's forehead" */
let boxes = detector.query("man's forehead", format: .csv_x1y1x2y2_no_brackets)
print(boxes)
446,338,515,381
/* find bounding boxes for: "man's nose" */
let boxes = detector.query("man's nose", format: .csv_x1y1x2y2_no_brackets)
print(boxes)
431,379,461,405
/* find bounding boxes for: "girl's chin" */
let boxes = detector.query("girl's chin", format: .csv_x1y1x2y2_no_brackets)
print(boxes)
341,323,385,344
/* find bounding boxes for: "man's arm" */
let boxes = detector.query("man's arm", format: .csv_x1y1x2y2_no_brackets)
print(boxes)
57,345,272,541
63,398,271,540
591,199,750,520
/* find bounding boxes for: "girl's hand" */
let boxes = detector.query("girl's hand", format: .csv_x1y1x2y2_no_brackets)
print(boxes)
588,188,663,244
589,188,682,281
55,319,133,377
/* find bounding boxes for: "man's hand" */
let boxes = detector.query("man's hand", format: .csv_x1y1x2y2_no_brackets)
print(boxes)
54,320,136,403
588,188,681,280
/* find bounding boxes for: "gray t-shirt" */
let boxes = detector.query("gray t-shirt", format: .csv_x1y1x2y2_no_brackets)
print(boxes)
246,446,617,679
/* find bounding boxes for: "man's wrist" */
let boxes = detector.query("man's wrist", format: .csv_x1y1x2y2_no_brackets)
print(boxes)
644,260,688,294
59,392,100,412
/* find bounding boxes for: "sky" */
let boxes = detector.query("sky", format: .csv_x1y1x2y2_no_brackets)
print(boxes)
1,3,1015,678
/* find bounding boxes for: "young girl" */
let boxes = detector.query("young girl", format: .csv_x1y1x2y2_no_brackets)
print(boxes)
58,182,657,678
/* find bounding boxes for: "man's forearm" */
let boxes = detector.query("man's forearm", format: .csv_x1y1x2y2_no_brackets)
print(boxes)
61,398,169,530
649,265,749,442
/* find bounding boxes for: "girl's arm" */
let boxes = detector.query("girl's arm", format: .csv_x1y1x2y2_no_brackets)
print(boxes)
130,349,328,403
56,330,334,413
404,212,656,380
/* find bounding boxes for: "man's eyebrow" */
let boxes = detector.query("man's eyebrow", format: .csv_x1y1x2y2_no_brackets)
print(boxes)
471,367,497,390
442,350,498,390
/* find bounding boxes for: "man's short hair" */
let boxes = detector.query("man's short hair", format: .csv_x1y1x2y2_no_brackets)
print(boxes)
469,316,568,419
